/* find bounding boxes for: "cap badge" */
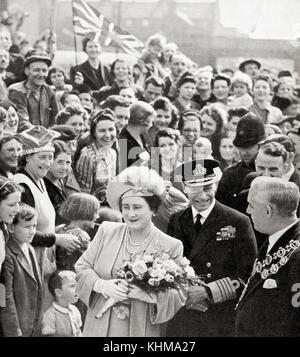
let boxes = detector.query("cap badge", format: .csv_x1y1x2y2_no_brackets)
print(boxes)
193,164,207,177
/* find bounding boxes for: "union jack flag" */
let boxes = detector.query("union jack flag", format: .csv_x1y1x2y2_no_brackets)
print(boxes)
72,0,144,57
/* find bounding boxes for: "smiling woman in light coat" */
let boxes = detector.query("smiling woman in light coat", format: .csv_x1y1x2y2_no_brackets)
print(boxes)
75,166,186,337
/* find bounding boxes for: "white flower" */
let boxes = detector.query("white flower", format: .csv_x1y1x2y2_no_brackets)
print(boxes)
157,268,167,281
160,253,170,261
162,259,180,272
117,270,126,278
131,260,148,276
149,268,160,278
148,278,160,287
152,257,162,269
164,274,175,283
180,257,191,267
184,266,196,278
143,254,154,263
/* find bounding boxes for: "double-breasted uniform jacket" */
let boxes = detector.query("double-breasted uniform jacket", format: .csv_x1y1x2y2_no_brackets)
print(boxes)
166,201,257,337
0,239,43,337
69,60,111,91
235,221,300,337
216,160,256,210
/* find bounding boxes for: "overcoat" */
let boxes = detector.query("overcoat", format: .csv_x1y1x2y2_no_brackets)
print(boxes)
75,221,187,337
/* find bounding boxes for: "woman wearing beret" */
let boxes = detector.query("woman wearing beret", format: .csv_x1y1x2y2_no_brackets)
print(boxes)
75,166,186,337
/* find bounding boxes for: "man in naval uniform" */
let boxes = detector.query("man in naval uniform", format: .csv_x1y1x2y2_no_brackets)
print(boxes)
235,177,300,336
166,159,257,337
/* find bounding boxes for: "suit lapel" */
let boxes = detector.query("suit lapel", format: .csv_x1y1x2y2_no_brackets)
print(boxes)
189,202,224,261
9,240,38,283
178,207,197,255
28,245,42,285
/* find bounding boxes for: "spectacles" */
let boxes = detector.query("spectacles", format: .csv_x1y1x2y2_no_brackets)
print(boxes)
182,129,200,134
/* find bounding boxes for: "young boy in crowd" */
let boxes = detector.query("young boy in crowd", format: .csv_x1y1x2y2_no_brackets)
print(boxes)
0,204,43,337
42,270,82,337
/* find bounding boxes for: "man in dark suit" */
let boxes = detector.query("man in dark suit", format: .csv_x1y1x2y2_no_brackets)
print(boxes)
236,138,300,248
241,134,300,193
70,36,110,91
235,177,300,336
166,159,257,337
216,113,266,210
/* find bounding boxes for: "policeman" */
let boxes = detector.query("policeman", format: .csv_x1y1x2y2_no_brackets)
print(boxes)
216,112,265,210
166,159,257,337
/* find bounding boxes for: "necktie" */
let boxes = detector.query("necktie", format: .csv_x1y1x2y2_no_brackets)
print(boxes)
194,213,202,231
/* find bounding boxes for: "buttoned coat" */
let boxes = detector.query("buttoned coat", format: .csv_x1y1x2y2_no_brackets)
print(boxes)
69,60,110,91
75,222,186,337
0,239,43,337
166,201,257,336
235,221,300,337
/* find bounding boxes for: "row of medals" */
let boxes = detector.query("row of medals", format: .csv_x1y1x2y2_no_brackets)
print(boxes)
253,239,300,280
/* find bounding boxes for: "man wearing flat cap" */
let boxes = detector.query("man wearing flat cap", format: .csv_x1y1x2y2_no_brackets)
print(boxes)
239,59,261,78
8,49,59,132
166,159,257,337
216,112,265,210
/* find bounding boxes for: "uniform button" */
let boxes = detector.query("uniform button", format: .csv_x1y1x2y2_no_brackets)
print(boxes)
206,262,211,268
207,273,212,278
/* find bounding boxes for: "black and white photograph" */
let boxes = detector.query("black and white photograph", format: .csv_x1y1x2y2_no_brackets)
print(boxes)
0,0,300,343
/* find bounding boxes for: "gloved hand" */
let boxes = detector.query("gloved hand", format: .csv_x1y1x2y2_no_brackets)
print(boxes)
97,279,129,302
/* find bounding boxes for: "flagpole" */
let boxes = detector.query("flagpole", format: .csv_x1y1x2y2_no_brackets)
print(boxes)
47,0,57,59
71,0,79,68
115,0,122,57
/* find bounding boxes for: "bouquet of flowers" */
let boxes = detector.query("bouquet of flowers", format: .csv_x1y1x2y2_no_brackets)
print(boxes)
96,253,204,319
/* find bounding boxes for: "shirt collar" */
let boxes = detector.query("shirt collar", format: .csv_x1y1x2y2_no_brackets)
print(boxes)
268,220,298,252
53,302,73,314
192,199,216,221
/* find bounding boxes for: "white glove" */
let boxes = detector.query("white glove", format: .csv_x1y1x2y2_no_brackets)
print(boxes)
94,279,128,301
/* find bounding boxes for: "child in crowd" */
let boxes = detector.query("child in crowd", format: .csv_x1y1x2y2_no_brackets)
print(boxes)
42,270,82,337
1,204,43,337
192,137,223,179
192,136,214,160
228,72,253,109
55,192,100,271
146,97,174,147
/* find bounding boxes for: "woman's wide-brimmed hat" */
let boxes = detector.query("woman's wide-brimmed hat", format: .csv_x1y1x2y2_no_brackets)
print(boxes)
106,166,165,211
17,125,60,155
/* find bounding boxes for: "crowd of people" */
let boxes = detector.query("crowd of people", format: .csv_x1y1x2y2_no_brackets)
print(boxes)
0,21,300,338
